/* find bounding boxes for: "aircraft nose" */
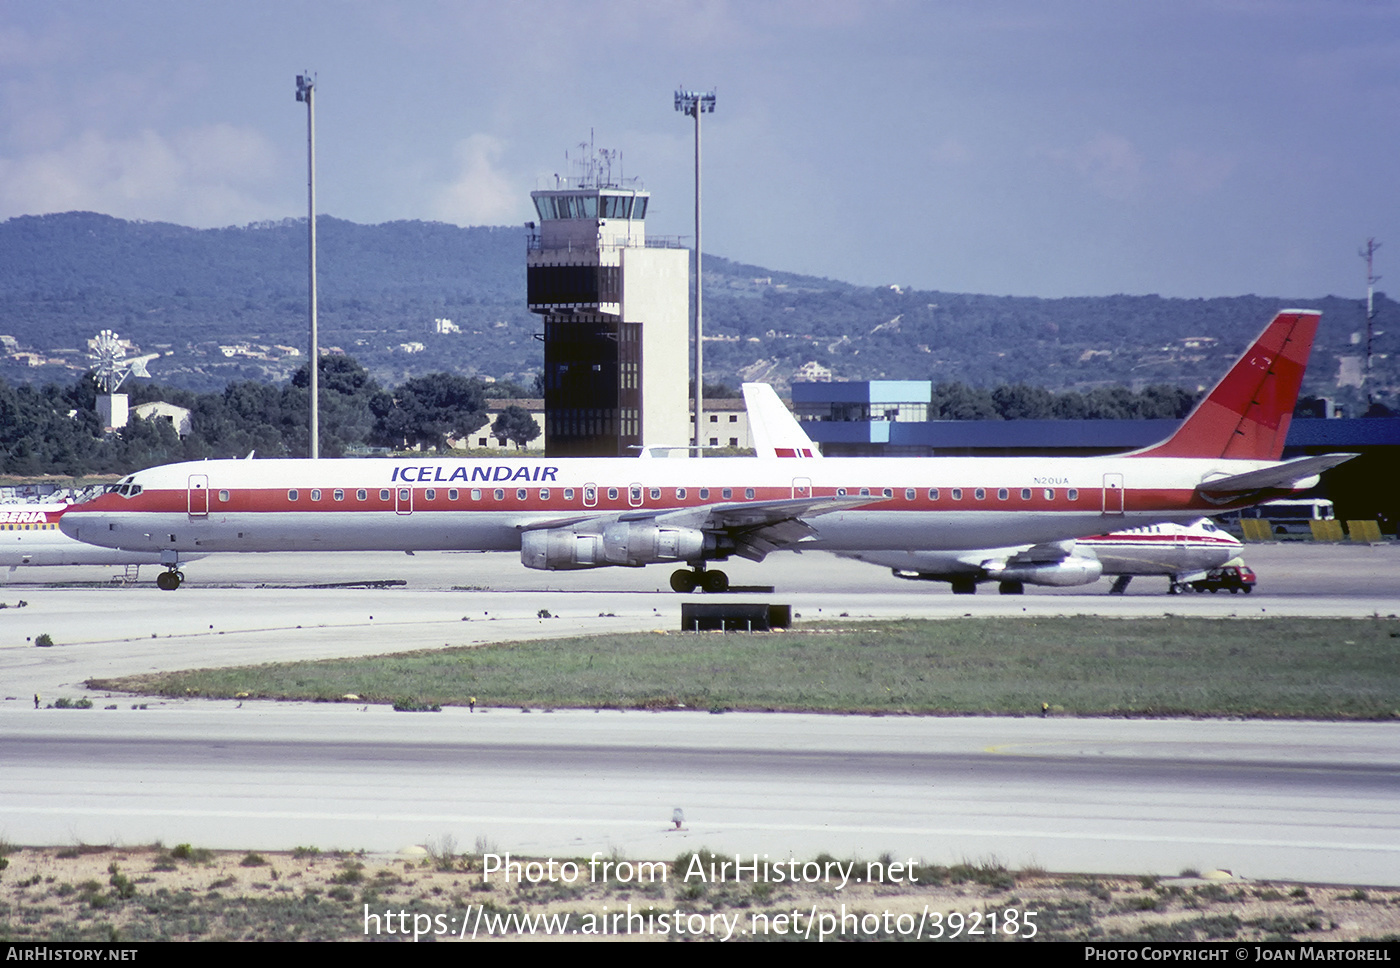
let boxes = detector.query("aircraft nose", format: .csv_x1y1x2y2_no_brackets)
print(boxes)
58,514,83,540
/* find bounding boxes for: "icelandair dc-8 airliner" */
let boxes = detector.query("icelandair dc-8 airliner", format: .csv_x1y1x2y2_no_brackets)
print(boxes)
62,311,1352,591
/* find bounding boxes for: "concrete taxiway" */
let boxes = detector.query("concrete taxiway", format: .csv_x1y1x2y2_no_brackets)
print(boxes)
1,544,1397,886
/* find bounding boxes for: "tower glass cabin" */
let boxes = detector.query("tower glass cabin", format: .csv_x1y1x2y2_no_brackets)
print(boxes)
528,179,688,457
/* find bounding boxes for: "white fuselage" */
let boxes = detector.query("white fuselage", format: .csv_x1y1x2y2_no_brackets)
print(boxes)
837,519,1241,584
0,505,173,567
61,455,1282,566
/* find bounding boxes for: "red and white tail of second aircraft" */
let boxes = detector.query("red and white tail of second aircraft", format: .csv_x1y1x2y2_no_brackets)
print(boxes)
62,309,1351,591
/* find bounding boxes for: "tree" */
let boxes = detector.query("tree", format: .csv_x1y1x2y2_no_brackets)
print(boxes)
285,355,381,457
373,373,488,452
491,406,541,450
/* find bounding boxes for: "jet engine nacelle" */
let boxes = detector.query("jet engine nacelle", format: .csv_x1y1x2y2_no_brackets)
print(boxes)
521,523,706,570
981,556,1104,587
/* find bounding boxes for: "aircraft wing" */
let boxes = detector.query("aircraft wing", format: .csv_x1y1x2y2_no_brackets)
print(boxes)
1002,540,1077,565
517,495,878,561
1197,454,1358,495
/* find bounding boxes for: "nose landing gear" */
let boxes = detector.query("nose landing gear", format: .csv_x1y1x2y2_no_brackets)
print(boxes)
155,569,184,591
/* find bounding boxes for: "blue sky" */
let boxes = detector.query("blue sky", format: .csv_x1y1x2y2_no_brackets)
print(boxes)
2,1,1397,299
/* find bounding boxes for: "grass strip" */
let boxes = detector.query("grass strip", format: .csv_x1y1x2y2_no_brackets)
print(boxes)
89,616,1400,719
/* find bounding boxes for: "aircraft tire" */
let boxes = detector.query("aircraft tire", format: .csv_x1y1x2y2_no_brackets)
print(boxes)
998,581,1024,595
670,570,697,593
951,578,977,595
156,572,180,591
701,570,730,594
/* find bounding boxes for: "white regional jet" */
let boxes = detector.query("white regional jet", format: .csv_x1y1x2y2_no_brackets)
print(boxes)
0,504,182,576
61,310,1349,592
741,383,1245,594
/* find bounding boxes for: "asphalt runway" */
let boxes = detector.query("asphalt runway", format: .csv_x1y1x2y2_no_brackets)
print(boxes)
1,543,1397,886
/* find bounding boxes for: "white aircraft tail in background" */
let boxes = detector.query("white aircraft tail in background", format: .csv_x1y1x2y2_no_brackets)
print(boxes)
742,383,820,458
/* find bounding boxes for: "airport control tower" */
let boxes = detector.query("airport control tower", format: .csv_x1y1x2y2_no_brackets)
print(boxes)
528,151,689,456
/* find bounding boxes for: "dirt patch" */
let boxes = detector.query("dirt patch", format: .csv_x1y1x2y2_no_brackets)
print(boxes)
1,845,1397,942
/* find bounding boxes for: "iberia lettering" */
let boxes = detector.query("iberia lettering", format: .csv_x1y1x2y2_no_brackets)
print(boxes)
391,465,559,484
0,510,50,523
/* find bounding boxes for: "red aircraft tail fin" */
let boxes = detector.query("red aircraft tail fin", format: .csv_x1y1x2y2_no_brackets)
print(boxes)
1131,309,1320,461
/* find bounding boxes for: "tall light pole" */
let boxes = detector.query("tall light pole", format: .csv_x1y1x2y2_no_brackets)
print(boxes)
296,72,319,459
675,88,715,452
1361,237,1381,405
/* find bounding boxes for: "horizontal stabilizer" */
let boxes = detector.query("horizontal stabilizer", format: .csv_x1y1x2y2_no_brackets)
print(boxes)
1196,454,1358,494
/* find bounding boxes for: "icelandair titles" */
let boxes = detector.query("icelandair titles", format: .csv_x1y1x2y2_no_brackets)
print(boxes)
391,464,560,484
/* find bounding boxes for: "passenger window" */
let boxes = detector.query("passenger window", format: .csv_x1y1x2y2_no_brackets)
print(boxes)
744,488,754,499
607,487,618,500
905,488,916,500
448,489,459,500
333,489,344,501
471,489,482,500
563,488,575,500
517,489,527,500
288,490,298,501
493,489,504,500
837,488,847,497
676,488,687,499
379,489,390,501
540,489,550,500
722,488,733,499
699,488,710,499
997,489,1008,500
951,488,962,500
425,489,435,500
219,490,230,502
650,487,661,500
1020,488,1031,500
929,488,939,500
1044,489,1054,500
974,488,986,500
356,489,367,501
883,488,893,498
1067,488,1079,501
310,489,322,501
859,488,870,497
399,489,409,502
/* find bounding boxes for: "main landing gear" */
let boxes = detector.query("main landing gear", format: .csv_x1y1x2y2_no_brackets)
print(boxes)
155,568,184,591
670,567,729,594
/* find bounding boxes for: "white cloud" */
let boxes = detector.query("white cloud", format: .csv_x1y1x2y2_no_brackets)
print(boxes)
1043,133,1146,201
0,124,284,226
430,134,524,226
929,136,975,166
1168,148,1237,196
